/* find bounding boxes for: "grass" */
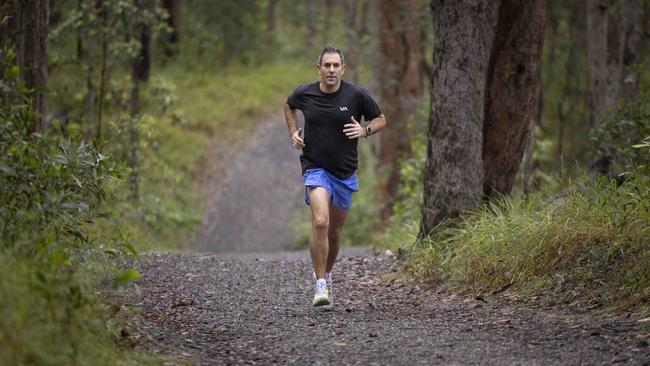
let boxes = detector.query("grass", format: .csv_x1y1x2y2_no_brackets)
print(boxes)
408,175,650,314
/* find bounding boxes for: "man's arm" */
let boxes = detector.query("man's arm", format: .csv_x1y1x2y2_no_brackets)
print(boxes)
284,102,304,149
365,114,386,137
343,114,386,139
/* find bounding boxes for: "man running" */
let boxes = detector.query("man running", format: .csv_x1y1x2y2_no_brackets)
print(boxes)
283,46,386,307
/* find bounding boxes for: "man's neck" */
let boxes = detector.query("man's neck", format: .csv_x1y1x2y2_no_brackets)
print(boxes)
319,81,342,94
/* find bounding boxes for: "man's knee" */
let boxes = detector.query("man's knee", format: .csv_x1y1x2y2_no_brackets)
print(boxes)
312,215,329,231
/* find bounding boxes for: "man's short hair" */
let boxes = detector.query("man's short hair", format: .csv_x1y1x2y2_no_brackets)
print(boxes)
318,46,344,65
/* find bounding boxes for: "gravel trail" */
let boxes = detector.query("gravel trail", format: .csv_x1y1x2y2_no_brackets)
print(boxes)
122,251,650,365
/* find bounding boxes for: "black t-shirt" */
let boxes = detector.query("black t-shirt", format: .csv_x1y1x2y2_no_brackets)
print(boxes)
287,80,382,179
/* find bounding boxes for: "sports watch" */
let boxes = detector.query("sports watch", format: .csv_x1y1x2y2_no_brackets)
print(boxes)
365,126,372,137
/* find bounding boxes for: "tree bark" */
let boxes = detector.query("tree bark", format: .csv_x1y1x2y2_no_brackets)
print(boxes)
421,0,496,235
134,24,151,82
84,0,95,138
482,0,546,198
266,0,277,49
378,0,423,223
97,0,108,140
1,0,49,131
586,0,625,128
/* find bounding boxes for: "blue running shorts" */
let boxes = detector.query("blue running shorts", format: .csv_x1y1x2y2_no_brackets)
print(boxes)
302,168,358,211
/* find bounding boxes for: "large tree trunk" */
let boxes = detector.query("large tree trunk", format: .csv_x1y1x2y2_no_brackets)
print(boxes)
378,0,423,223
586,0,625,128
482,0,546,198
1,0,49,131
421,0,496,235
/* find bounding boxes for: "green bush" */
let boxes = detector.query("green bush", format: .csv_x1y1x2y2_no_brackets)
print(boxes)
0,50,150,365
590,65,650,171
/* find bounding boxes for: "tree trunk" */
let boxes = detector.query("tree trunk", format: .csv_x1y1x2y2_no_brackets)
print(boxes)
84,0,95,139
306,1,317,48
163,0,180,43
378,0,423,223
262,0,278,57
482,0,546,198
622,0,641,101
162,0,180,56
25,0,49,131
96,0,108,140
343,0,358,83
421,0,496,235
129,55,141,201
134,24,151,82
586,0,625,128
76,0,83,62
3,0,49,131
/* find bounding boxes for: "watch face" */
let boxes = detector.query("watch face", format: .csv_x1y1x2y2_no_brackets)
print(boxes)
366,127,372,136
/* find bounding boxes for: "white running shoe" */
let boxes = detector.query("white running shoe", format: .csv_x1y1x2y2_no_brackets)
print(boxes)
313,272,334,307
313,279,330,307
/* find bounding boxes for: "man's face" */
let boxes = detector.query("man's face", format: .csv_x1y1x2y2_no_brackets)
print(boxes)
317,52,345,88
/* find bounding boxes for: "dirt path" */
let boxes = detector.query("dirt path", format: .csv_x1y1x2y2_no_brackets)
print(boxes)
122,251,649,365
192,114,305,253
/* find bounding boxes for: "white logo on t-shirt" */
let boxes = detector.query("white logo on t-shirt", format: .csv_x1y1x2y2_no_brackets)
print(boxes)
339,106,348,111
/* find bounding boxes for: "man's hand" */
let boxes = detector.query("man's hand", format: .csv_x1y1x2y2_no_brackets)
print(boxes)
291,128,305,149
343,116,365,139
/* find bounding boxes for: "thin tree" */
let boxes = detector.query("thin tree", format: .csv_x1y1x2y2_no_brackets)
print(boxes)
162,0,180,56
622,0,641,101
378,0,423,223
586,0,625,128
0,0,49,132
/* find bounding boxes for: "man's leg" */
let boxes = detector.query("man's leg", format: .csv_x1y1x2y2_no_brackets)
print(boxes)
326,204,348,273
307,187,330,279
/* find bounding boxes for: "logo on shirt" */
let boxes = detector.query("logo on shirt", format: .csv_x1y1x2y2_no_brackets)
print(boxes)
339,106,348,111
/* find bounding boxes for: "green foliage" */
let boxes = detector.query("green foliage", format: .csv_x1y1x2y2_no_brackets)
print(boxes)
0,51,112,252
0,52,153,365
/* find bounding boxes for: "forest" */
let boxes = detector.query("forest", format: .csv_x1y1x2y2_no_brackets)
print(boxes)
1,0,649,364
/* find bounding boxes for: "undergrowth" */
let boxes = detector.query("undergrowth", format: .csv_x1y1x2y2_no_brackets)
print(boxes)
409,155,649,314
0,49,160,365
387,83,650,315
